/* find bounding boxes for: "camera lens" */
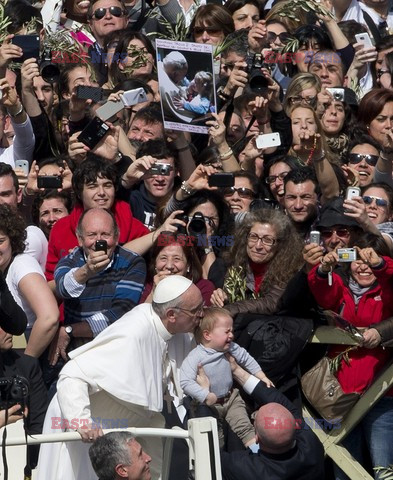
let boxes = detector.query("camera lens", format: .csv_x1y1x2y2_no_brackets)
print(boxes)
188,212,207,238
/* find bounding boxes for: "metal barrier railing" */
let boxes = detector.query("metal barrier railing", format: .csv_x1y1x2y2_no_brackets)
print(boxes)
0,417,222,480
305,326,393,480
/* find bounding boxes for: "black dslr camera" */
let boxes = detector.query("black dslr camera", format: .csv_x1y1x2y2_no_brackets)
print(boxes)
245,53,269,92
39,47,60,84
0,376,29,411
188,212,207,238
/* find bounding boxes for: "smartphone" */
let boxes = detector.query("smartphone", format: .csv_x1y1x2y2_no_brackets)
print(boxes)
345,186,361,201
11,35,40,62
15,160,29,176
95,240,107,254
326,87,345,102
76,86,104,102
208,173,235,187
37,175,62,189
256,132,281,149
120,87,148,107
78,117,110,149
96,100,124,121
309,231,320,245
355,32,373,48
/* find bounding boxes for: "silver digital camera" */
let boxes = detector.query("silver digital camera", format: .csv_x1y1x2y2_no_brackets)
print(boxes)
149,163,173,176
337,248,357,262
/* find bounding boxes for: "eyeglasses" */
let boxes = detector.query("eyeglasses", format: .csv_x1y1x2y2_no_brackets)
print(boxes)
288,95,317,106
348,153,379,166
267,31,291,43
222,187,256,199
247,232,276,246
90,6,125,20
363,195,389,207
174,302,205,316
193,26,223,36
265,171,290,184
320,228,350,239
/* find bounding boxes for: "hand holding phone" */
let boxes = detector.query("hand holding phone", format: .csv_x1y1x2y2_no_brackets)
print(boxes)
15,160,29,176
78,117,110,149
95,240,108,254
355,32,373,48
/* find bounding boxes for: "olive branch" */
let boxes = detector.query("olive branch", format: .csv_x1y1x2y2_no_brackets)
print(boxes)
328,346,359,375
374,466,393,479
275,0,334,22
224,266,256,303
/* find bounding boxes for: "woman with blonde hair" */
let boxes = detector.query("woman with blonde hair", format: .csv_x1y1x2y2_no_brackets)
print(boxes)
284,73,322,116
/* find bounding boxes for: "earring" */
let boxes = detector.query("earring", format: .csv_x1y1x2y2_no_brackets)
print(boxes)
187,267,190,273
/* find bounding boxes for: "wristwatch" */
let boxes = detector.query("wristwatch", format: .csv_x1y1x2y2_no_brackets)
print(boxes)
64,325,74,339
204,247,214,255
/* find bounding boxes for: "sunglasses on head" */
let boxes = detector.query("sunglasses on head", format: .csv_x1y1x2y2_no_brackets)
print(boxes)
363,195,389,207
348,153,379,166
193,26,222,36
222,187,256,199
91,6,125,19
267,31,291,43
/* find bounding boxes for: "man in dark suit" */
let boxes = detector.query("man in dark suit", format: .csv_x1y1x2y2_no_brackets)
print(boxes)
0,327,48,475
199,358,325,480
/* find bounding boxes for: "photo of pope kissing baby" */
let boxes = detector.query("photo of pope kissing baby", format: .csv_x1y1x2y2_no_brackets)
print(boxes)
156,38,217,134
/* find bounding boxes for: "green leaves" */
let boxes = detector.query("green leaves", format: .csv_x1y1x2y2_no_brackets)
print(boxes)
274,0,334,20
146,11,188,41
224,266,256,303
328,346,358,375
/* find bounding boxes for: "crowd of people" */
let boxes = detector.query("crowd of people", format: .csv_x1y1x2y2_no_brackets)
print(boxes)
0,0,392,478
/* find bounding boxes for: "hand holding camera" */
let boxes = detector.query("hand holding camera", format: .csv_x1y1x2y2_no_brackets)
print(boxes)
183,164,219,193
223,61,249,95
357,246,383,268
21,58,40,92
320,251,339,272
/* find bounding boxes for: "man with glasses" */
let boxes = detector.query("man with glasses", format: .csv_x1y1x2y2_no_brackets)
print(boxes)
37,276,204,480
87,0,128,84
315,197,361,252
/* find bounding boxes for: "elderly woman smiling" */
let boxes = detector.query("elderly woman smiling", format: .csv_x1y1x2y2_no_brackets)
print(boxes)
210,209,304,317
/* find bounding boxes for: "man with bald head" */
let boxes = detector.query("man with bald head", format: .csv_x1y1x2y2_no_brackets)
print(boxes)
51,207,146,362
37,276,204,480
218,361,325,479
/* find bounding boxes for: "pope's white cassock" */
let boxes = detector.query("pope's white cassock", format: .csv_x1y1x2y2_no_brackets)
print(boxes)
36,303,195,480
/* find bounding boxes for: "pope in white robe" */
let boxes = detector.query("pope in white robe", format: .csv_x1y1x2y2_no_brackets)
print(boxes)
36,277,202,480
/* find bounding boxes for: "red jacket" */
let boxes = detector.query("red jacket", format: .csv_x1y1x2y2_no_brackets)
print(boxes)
308,257,393,394
45,200,149,281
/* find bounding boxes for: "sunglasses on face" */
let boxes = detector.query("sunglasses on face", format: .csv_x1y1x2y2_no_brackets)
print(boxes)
222,187,256,199
267,31,291,43
348,153,379,166
363,195,389,207
320,228,350,239
193,26,222,36
91,6,125,20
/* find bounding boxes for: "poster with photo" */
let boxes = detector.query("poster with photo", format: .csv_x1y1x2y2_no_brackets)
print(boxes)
156,39,217,134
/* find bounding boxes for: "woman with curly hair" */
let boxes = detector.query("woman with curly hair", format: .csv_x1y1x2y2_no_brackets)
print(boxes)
210,208,304,316
0,204,59,357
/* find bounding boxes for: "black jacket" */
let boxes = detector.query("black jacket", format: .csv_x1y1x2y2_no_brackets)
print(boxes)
221,382,325,480
0,272,27,335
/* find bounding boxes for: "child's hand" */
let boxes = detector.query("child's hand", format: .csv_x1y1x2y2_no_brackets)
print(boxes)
256,370,275,388
261,375,275,388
